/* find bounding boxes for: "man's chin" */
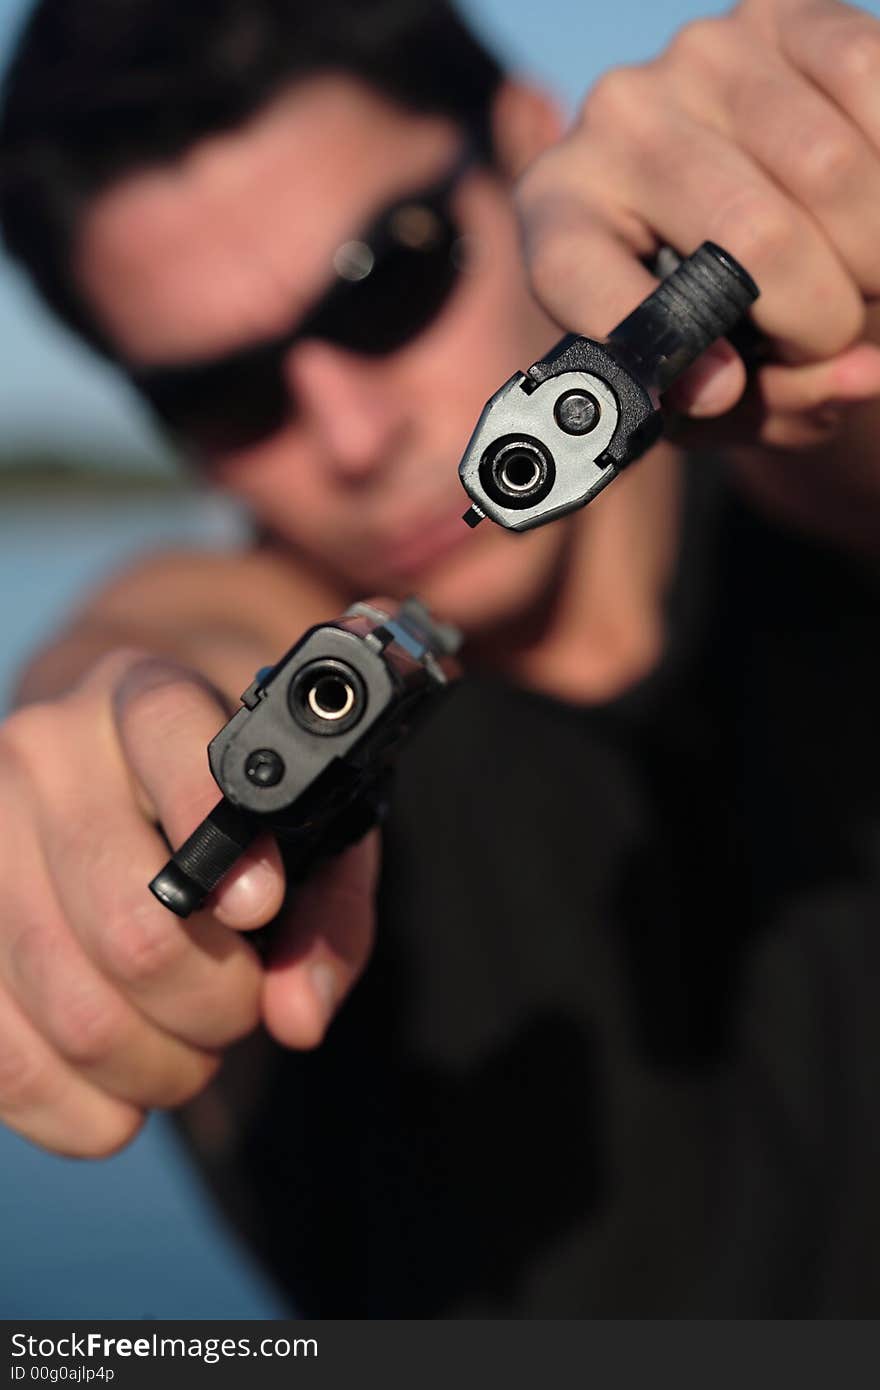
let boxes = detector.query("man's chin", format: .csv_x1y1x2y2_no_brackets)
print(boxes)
396,526,568,638
281,519,569,639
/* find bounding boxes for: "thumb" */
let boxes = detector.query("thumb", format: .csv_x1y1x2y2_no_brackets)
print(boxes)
663,337,748,418
261,832,380,1049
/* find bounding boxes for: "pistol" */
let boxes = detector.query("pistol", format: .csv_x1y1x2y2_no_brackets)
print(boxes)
459,241,760,532
149,598,459,919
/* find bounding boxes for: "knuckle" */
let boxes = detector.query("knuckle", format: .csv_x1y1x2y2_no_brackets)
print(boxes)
6,923,126,1068
793,129,859,199
579,65,649,131
667,17,727,69
1,696,106,813
826,22,880,85
100,903,186,989
51,990,129,1068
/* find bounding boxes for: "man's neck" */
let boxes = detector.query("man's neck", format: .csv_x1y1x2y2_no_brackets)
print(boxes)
469,442,682,705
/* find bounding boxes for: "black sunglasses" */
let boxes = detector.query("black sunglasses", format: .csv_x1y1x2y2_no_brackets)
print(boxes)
133,148,476,454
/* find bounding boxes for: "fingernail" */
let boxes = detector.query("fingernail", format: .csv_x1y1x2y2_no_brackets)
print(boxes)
215,861,278,922
309,962,339,1023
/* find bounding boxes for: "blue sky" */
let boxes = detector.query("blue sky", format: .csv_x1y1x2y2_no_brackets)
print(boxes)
0,0,878,466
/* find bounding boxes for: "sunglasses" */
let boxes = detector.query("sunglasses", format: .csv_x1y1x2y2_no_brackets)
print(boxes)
132,148,476,454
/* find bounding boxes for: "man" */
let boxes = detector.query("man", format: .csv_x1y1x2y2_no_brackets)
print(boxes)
0,0,879,1315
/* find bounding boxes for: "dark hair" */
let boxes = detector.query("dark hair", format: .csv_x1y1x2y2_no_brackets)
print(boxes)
0,0,503,350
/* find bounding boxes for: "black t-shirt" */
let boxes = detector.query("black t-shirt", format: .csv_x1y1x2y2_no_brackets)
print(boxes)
177,458,880,1316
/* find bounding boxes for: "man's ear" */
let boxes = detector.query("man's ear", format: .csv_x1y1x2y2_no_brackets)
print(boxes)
490,80,566,180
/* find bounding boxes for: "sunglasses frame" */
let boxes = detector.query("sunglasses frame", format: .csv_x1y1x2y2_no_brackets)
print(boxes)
132,143,479,453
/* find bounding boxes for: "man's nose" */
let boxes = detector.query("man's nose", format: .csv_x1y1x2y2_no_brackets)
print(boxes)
284,339,412,482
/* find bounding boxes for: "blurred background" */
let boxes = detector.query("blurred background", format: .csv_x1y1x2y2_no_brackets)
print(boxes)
1,0,876,1320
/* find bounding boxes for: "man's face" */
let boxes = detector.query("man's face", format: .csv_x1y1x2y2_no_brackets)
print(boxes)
75,75,569,633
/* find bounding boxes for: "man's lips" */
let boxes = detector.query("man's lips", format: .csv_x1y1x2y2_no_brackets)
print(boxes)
380,508,476,579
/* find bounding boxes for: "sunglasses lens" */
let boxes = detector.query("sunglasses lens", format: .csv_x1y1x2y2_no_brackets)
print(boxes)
305,212,460,356
142,350,289,455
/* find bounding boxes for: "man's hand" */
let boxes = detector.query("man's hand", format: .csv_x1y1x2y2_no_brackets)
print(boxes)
516,0,880,522
0,649,376,1157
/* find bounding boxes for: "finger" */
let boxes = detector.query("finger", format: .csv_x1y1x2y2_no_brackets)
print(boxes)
516,172,748,417
747,340,880,414
700,42,880,296
664,337,880,421
741,79,880,297
210,833,286,928
0,982,143,1158
10,921,220,1108
667,340,880,451
659,14,880,297
112,656,286,927
777,0,880,155
39,790,263,1051
2,845,219,1108
614,111,864,362
517,145,659,339
525,60,865,363
663,337,747,418
261,833,380,1049
33,666,265,1050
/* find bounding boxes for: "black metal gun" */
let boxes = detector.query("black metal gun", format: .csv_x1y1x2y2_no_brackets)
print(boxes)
149,598,459,918
459,241,760,532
